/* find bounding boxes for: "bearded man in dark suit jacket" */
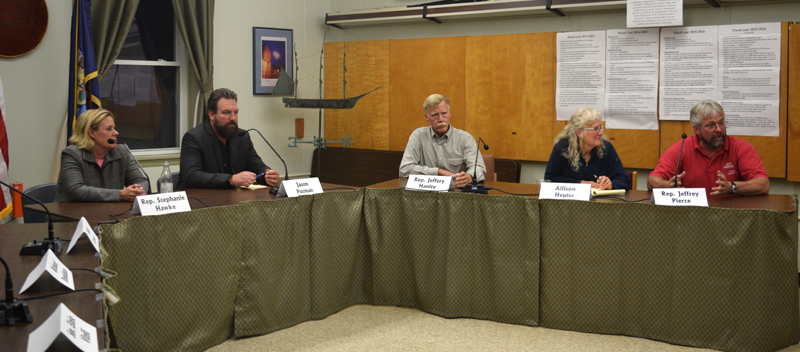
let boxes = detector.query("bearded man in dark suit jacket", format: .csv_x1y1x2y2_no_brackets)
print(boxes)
177,88,280,189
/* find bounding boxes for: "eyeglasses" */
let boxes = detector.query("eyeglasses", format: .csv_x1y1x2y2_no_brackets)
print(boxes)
581,126,605,133
702,122,725,131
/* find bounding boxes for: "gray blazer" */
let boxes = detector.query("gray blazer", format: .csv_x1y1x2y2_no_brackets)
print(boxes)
55,145,149,202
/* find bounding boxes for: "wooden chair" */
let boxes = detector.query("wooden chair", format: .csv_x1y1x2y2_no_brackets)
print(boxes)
482,154,496,182
626,171,638,190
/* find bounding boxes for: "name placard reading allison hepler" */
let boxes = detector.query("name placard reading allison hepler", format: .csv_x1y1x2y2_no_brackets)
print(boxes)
405,175,451,192
652,188,708,207
539,183,592,201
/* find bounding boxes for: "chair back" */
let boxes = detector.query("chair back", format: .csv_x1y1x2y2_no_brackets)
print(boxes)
626,171,638,191
22,183,58,223
157,172,181,192
482,154,496,182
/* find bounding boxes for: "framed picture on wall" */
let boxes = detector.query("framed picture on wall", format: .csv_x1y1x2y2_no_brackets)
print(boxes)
252,27,293,95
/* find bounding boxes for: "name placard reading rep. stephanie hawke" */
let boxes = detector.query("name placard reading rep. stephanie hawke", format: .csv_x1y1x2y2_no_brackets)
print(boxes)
405,175,451,192
652,188,708,207
133,191,192,216
539,183,592,201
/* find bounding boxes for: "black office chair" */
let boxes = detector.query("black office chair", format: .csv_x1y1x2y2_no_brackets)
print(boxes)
22,182,58,223
157,171,180,193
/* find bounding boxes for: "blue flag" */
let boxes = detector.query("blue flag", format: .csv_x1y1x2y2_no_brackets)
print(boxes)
67,0,100,143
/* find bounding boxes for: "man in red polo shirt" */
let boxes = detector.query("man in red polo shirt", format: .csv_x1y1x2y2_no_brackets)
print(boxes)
647,100,769,196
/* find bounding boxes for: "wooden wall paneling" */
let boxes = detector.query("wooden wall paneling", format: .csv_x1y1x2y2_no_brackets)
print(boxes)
788,23,800,182
465,32,557,162
603,129,660,169
658,120,693,157
388,37,466,152
323,40,391,150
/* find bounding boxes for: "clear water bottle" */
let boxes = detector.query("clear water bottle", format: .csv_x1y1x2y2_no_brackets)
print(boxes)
159,161,173,193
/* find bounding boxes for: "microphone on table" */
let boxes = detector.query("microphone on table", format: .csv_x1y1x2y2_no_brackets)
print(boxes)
108,139,152,194
674,134,687,188
0,254,33,326
238,129,288,195
1,255,33,325
0,180,61,256
459,137,491,195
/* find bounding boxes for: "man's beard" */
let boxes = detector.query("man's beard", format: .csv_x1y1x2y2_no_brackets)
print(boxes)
215,120,238,139
700,132,725,148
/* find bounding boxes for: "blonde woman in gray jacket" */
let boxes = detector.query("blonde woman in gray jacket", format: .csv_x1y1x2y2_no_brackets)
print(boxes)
55,109,149,202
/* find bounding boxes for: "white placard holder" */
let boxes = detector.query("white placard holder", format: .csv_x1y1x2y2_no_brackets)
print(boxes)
26,303,99,352
132,191,191,216
277,177,324,197
20,249,75,294
539,182,592,201
66,217,99,254
405,175,452,192
652,188,709,207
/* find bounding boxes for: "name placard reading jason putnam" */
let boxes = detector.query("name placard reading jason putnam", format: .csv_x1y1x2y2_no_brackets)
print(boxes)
405,175,451,192
132,191,192,216
652,188,708,207
278,177,323,197
539,183,592,201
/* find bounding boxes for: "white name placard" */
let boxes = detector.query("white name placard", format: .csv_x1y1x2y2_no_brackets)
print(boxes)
66,217,99,254
652,188,708,207
539,182,592,201
405,175,451,192
20,249,74,294
132,191,191,216
27,303,99,352
278,177,323,197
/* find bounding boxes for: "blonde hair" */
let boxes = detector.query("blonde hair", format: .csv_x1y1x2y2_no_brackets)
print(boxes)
422,94,450,114
553,107,607,172
69,109,114,151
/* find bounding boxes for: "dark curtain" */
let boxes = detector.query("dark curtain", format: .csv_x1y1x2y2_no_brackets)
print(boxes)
91,0,140,81
172,0,214,126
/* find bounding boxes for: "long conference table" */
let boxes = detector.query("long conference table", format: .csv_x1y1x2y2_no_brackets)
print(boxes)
21,180,799,352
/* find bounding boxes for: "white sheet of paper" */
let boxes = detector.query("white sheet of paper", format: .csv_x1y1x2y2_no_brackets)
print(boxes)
66,217,99,254
20,249,75,294
652,188,709,207
605,28,660,130
627,0,683,28
539,183,592,201
556,31,606,120
659,26,720,120
27,303,99,352
278,177,324,197
405,175,452,192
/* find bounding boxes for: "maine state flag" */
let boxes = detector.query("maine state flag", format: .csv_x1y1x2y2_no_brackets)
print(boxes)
67,0,100,141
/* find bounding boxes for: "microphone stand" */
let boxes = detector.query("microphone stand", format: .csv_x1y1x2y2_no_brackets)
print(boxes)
0,180,62,256
674,134,687,188
240,129,289,195
109,139,151,194
459,137,491,195
1,255,33,326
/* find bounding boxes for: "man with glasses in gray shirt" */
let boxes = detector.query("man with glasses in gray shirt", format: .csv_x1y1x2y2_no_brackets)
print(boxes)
399,94,486,188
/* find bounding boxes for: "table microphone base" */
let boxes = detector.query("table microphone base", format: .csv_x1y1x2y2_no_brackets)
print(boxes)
459,184,490,195
1,299,33,326
20,237,62,256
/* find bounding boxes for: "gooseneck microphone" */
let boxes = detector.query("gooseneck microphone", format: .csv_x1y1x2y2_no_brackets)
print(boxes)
0,180,61,256
674,134,687,188
238,129,289,195
459,137,491,195
1,255,33,325
108,139,151,194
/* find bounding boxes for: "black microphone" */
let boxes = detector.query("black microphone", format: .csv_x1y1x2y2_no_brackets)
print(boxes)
109,139,152,194
0,180,62,256
238,129,288,195
459,137,491,195
1,255,33,325
674,134,687,188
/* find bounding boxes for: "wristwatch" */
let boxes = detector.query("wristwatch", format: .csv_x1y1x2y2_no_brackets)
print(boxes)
730,181,738,194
